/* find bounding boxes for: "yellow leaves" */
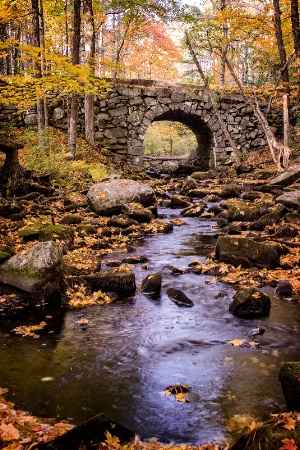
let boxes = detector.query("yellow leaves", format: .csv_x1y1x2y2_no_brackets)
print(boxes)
272,412,297,431
164,383,191,403
229,339,244,346
248,421,260,432
0,423,20,441
12,321,47,338
104,431,121,450
68,289,113,309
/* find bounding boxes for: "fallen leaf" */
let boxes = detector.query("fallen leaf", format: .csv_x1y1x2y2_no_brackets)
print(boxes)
0,423,20,441
280,438,298,450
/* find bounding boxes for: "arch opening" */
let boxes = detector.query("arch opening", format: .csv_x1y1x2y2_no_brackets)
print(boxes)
142,110,215,171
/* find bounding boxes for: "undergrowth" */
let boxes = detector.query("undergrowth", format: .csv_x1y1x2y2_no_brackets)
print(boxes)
17,127,111,187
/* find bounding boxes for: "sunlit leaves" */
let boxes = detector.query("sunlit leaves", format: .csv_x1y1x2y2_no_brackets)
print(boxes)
164,383,191,402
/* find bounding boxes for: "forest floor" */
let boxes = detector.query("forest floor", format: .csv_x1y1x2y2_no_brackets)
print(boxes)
0,127,300,450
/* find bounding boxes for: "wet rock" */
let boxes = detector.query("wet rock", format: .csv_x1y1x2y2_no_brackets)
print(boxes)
208,204,222,215
181,202,206,217
121,202,154,223
219,183,242,198
231,419,300,450
105,260,122,267
226,200,263,222
229,287,271,318
279,361,300,411
0,241,63,300
273,223,299,238
276,280,293,296
144,220,173,234
222,224,242,235
284,212,300,224
141,272,162,296
84,268,136,296
34,413,135,450
122,255,148,264
215,236,281,269
87,179,156,216
250,203,287,231
180,176,198,194
60,214,83,225
170,195,191,208
276,190,300,209
249,327,265,336
107,214,139,228
166,287,194,307
270,164,300,187
204,194,221,202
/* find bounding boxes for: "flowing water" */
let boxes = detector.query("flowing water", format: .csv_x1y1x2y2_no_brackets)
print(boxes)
0,207,300,444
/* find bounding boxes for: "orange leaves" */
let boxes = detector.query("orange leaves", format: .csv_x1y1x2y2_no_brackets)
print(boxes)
280,438,298,450
0,423,20,441
164,383,191,403
272,412,298,431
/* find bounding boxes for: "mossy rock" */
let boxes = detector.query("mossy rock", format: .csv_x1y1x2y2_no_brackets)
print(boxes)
18,226,41,242
250,204,287,231
231,419,300,450
76,224,98,235
84,268,136,296
0,251,11,264
279,362,300,410
107,214,139,228
39,224,74,250
220,183,242,199
0,245,15,256
226,200,263,222
215,236,280,269
229,287,271,318
60,214,83,225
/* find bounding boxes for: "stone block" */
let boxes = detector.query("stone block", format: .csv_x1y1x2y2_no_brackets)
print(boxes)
109,106,128,117
104,127,127,139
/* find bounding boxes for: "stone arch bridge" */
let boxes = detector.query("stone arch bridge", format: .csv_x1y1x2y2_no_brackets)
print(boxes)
34,80,283,169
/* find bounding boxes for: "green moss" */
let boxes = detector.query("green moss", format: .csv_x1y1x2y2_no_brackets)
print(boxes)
0,251,11,264
39,224,75,242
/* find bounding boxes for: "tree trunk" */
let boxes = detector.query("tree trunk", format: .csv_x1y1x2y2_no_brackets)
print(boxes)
83,0,96,146
31,0,47,148
290,0,300,99
185,30,241,168
68,0,81,158
273,0,290,92
0,138,26,197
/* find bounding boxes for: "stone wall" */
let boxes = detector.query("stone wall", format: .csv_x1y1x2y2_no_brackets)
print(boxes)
0,80,283,170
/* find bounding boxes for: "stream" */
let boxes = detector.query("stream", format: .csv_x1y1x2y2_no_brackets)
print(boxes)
0,206,300,445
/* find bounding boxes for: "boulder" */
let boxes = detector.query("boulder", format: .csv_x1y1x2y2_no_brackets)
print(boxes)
170,195,191,208
229,287,271,318
276,190,300,209
276,280,293,296
18,224,74,251
250,204,287,231
121,202,154,223
226,200,264,222
87,179,156,216
219,183,242,198
166,287,194,307
34,413,135,450
270,164,300,187
0,241,63,299
84,268,136,295
181,202,206,217
121,255,148,264
107,215,139,228
279,361,300,410
141,272,162,296
215,236,281,269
